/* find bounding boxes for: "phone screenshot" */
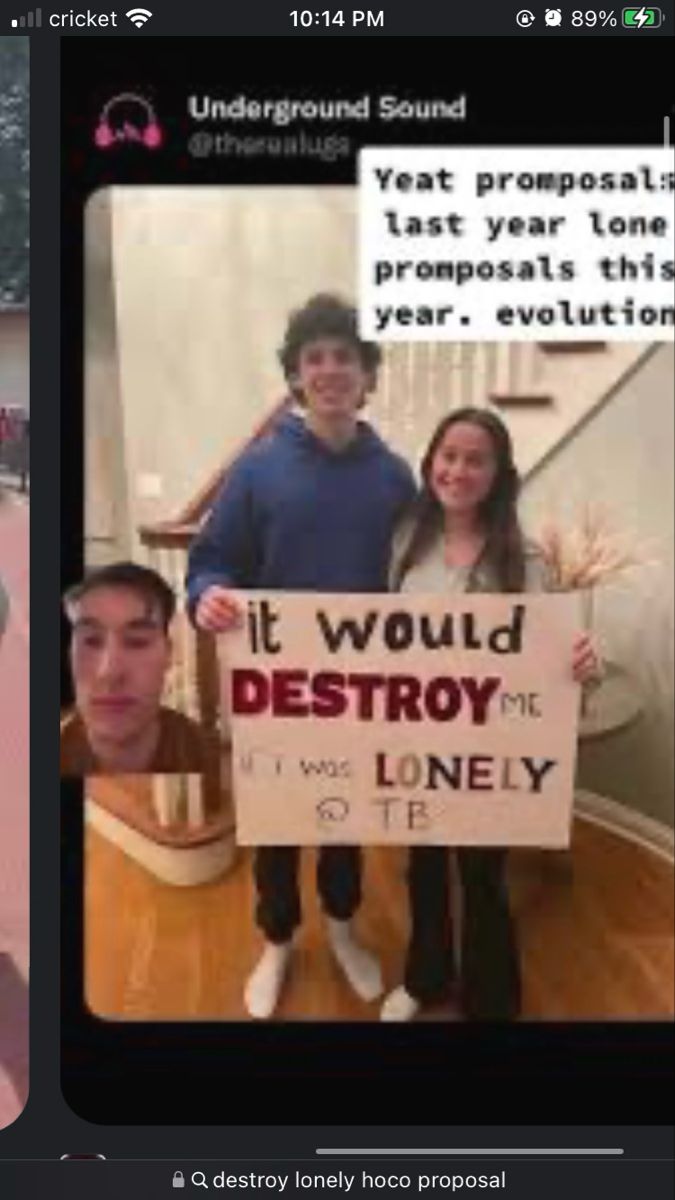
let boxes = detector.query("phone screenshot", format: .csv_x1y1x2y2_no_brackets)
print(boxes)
2,5,675,1196
0,33,29,1133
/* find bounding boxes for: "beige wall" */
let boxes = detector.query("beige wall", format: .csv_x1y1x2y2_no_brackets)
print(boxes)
107,186,357,548
85,192,131,563
88,186,655,551
521,345,675,828
0,311,29,410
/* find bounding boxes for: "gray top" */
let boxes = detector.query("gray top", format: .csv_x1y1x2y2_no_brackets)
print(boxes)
390,522,553,595
389,525,605,696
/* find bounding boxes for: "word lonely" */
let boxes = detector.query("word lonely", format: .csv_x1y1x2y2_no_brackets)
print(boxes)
375,751,557,796
230,600,527,724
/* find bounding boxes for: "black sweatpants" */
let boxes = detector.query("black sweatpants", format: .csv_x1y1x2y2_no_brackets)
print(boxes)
404,846,521,1020
253,845,362,943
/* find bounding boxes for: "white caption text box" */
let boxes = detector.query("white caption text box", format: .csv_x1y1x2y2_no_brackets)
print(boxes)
359,147,675,341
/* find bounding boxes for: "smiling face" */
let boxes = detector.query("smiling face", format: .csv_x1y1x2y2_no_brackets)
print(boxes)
69,585,170,752
428,420,498,518
291,336,370,424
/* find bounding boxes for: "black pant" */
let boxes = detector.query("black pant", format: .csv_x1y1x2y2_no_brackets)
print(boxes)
404,846,521,1020
254,845,362,943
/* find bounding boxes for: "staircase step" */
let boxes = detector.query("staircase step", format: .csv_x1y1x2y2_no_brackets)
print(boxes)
489,394,554,408
538,342,606,352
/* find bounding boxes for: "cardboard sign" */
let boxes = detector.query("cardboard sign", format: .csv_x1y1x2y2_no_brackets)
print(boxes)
220,591,580,847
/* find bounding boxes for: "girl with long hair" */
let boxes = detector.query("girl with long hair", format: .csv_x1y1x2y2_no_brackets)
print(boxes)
381,407,599,1022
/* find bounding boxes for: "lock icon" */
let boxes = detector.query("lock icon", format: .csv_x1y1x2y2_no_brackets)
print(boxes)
173,1171,185,1188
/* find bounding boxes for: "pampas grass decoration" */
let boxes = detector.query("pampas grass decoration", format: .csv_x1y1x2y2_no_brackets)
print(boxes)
536,501,650,593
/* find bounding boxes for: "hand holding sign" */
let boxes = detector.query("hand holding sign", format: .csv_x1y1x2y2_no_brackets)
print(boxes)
572,632,601,684
195,585,244,633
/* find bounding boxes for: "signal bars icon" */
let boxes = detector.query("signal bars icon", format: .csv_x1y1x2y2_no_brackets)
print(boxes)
126,7,153,26
11,8,42,26
10,4,153,26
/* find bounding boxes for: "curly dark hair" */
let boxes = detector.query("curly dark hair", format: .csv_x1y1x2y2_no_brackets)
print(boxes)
63,561,176,633
278,293,382,404
394,407,527,593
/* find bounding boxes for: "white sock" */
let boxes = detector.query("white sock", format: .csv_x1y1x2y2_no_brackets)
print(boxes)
244,941,292,1019
380,985,421,1022
326,918,383,1001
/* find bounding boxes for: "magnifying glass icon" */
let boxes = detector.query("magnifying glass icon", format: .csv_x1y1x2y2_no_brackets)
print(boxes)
191,1173,209,1188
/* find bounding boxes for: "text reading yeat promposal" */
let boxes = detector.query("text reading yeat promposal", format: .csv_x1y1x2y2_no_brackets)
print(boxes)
359,147,674,339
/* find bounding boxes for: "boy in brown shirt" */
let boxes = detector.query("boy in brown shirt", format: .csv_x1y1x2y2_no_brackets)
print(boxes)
61,562,208,776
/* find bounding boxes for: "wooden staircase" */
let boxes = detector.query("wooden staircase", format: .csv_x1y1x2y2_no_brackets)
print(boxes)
366,340,653,479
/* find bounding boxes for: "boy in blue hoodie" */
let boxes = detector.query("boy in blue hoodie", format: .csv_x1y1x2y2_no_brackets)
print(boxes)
186,294,415,1018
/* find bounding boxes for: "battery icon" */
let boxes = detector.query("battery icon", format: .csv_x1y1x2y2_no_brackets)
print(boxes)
622,7,661,26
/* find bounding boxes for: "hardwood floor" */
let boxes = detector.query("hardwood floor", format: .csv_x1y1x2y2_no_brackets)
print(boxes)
84,817,674,1021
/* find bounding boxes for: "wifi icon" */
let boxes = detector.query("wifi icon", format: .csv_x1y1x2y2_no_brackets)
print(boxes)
126,7,153,26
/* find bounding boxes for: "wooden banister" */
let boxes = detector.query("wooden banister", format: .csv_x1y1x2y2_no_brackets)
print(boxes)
137,393,293,748
137,395,293,556
173,393,293,526
137,521,201,550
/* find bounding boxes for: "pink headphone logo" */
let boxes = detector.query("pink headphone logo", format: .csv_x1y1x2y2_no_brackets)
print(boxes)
94,93,163,150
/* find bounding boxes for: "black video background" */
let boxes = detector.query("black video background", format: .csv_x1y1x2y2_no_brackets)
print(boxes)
60,35,675,1126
